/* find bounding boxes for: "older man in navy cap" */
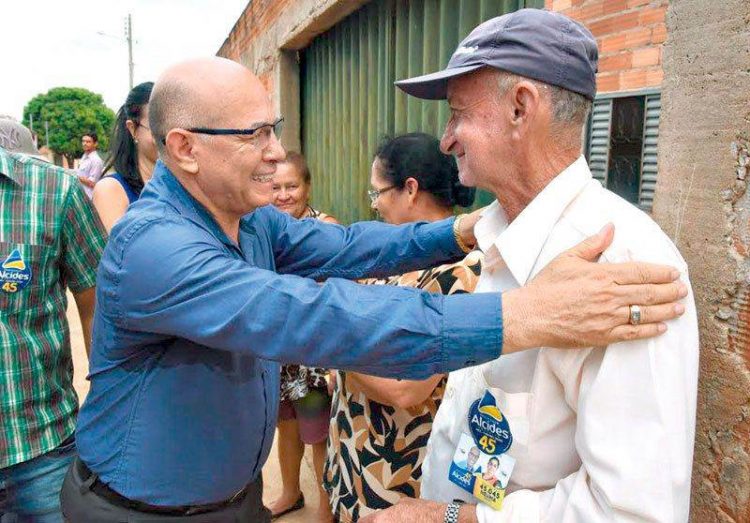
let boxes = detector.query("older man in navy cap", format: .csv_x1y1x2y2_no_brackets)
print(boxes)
362,9,698,523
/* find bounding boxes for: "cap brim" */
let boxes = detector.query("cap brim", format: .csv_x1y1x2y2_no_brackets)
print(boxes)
395,64,485,100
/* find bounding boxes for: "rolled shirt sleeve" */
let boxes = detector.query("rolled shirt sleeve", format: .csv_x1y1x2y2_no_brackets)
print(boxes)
102,214,502,380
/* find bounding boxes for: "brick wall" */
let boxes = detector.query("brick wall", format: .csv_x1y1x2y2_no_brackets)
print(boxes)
218,0,292,62
546,0,667,93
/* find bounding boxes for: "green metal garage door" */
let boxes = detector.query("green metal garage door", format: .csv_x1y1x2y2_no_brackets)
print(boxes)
301,0,544,224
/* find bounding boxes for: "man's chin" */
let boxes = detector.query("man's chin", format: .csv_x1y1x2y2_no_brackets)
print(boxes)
457,170,476,187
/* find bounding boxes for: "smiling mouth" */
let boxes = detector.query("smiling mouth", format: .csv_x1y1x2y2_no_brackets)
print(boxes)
252,174,274,183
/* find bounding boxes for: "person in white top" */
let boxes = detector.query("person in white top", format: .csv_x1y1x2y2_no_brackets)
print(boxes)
362,9,698,523
76,131,104,198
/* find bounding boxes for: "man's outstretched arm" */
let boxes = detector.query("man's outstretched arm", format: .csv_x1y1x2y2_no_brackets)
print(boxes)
107,219,686,378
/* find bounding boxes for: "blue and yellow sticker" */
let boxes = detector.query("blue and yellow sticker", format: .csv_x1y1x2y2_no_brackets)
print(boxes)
468,390,512,455
0,249,32,293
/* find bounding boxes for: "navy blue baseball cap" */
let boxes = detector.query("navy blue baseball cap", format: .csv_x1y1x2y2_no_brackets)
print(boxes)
395,9,599,101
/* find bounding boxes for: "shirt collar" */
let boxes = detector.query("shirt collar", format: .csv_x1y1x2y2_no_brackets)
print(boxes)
147,160,237,249
0,148,22,185
475,156,592,286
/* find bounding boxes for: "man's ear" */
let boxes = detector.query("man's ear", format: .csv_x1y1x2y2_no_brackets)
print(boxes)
510,80,542,127
165,130,199,175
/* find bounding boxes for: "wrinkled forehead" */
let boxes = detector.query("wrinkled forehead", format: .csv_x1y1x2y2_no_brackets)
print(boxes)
446,68,496,106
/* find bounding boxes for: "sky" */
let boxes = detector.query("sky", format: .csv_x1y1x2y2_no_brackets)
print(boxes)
0,0,249,121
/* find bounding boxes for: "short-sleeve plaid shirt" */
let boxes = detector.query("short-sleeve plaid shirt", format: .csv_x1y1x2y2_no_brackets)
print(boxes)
0,148,106,468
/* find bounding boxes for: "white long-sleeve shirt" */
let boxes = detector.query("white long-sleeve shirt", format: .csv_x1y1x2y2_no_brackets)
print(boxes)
421,157,698,522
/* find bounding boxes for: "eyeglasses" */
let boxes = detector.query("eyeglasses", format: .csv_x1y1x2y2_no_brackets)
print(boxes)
159,117,284,146
367,185,397,204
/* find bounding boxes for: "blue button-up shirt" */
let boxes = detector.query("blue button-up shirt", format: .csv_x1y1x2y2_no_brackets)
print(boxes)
76,161,503,505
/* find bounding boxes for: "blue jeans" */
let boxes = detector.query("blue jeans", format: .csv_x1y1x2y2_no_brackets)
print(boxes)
0,434,76,523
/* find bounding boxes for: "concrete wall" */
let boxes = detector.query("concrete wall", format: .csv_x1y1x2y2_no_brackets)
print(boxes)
653,1,750,521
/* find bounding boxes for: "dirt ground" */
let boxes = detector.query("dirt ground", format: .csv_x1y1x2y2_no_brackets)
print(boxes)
67,293,319,522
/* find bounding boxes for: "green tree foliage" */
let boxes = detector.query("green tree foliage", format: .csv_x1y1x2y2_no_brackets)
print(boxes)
22,87,115,166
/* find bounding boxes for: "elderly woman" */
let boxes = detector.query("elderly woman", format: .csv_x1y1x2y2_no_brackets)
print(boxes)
323,133,481,522
269,151,338,522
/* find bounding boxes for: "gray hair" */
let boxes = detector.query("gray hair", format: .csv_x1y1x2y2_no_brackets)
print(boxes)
496,71,592,129
148,79,202,156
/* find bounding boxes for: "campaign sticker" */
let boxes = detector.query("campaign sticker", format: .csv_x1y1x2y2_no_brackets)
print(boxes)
449,432,515,510
0,249,32,293
468,390,512,456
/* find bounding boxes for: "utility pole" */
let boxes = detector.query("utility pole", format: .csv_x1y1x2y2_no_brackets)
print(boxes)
44,121,49,148
125,14,134,90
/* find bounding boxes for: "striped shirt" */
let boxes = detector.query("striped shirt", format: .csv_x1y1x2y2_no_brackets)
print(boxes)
0,148,106,468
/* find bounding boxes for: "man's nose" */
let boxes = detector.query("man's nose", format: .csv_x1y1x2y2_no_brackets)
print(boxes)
264,133,286,162
440,125,456,155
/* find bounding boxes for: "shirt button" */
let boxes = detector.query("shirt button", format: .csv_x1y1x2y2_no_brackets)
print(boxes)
446,387,455,399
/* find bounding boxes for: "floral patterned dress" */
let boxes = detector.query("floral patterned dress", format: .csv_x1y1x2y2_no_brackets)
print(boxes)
323,251,483,522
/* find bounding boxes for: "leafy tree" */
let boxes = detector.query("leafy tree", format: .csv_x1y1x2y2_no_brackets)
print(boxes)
22,87,115,166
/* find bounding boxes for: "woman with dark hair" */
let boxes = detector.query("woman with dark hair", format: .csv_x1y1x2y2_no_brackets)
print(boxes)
323,133,482,522
93,81,156,232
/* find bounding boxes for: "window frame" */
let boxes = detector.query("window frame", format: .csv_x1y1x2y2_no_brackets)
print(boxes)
584,87,662,212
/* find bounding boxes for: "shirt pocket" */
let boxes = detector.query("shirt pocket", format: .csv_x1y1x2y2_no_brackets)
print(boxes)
479,368,534,458
0,241,53,315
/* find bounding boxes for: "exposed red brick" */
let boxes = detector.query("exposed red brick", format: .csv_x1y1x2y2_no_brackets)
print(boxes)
588,11,641,37
599,51,633,72
560,2,604,23
632,47,661,67
596,72,620,93
619,69,648,90
618,67,662,91
551,0,572,10
600,27,652,53
645,68,664,86
639,6,667,26
602,0,630,16
651,24,668,44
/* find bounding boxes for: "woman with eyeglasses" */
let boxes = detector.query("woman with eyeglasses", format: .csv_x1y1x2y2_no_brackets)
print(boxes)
269,151,339,522
323,133,481,522
93,82,156,232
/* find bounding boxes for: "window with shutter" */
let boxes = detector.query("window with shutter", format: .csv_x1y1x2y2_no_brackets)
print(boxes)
584,90,661,212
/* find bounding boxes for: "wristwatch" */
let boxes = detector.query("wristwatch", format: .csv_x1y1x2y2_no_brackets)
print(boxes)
444,502,461,523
